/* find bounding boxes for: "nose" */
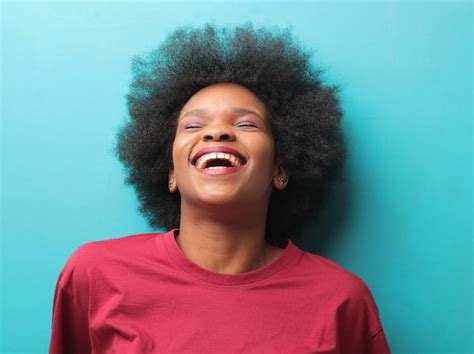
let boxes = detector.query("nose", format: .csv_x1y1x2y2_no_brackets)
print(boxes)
202,122,235,142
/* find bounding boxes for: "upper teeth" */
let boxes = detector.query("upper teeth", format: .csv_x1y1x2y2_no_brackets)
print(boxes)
195,152,243,169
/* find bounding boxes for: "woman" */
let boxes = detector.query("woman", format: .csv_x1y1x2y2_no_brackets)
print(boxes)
49,24,391,353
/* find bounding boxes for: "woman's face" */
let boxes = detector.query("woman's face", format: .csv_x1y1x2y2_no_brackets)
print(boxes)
169,83,287,208
169,83,287,205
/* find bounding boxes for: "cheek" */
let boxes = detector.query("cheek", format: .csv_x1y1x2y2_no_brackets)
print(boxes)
171,145,187,177
262,136,275,157
171,140,178,166
171,136,190,165
252,139,275,170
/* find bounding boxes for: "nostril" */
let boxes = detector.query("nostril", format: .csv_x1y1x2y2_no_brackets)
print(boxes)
204,133,233,141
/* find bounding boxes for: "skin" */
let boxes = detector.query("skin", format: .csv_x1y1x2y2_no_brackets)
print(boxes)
168,83,289,274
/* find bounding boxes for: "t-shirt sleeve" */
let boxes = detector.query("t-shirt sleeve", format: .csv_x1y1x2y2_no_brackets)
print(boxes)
338,275,391,354
49,245,93,354
368,327,391,354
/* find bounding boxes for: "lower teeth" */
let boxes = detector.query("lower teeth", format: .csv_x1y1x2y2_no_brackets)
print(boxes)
206,166,229,169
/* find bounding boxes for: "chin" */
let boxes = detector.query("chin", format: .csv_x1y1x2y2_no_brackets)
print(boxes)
198,194,242,206
192,189,250,207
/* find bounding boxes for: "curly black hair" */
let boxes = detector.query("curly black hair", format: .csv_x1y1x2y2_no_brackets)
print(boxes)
114,23,346,248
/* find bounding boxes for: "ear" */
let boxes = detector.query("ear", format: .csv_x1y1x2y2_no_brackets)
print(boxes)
272,158,289,190
168,163,177,193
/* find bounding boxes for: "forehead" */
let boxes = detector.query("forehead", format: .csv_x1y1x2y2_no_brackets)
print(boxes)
179,83,267,117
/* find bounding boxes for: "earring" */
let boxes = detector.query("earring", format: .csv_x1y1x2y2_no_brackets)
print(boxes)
277,177,285,185
169,179,174,190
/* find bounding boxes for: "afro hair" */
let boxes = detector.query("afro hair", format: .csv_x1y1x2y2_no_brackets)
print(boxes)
114,23,346,248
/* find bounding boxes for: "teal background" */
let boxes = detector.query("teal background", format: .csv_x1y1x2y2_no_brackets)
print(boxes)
1,1,472,353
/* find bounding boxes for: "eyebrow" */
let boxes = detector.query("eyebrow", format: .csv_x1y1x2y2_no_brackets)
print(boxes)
180,107,263,119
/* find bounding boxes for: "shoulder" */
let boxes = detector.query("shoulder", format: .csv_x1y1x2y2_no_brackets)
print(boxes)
65,232,157,265
56,232,161,292
296,250,383,336
76,231,158,255
299,250,373,296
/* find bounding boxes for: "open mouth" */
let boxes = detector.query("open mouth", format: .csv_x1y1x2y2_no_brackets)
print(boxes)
192,152,247,170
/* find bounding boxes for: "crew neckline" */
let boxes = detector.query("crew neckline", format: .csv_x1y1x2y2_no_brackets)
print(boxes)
160,229,302,287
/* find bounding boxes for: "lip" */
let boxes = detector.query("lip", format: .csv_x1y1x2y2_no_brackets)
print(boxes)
191,146,247,166
194,165,244,175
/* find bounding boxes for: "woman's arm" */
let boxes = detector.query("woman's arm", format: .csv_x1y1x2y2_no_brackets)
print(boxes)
49,277,92,354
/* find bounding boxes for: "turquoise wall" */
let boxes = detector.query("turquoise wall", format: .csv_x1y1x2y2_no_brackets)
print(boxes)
1,1,472,353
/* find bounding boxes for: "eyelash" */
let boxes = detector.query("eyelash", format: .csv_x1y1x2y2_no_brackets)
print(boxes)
183,122,257,129
237,122,257,128
184,124,202,129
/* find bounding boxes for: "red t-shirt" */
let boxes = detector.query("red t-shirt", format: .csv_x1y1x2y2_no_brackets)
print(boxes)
49,229,391,353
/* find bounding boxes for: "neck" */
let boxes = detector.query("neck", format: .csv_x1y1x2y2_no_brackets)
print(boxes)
176,201,270,274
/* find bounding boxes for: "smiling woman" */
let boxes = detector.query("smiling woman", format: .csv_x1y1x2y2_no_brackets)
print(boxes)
49,24,391,353
170,83,289,271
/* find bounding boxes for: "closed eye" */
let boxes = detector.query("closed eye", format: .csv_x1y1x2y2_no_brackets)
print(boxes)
237,122,257,128
184,124,202,129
